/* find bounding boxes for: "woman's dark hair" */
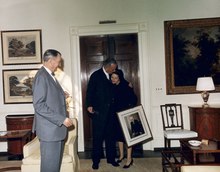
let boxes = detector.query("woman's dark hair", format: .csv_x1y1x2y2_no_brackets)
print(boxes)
112,69,125,81
112,69,130,86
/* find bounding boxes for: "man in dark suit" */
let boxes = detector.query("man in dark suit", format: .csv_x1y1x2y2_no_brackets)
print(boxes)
32,49,73,172
86,58,119,170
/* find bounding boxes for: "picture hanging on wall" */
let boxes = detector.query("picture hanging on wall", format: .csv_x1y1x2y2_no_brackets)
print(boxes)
164,17,220,94
3,69,38,104
1,29,42,65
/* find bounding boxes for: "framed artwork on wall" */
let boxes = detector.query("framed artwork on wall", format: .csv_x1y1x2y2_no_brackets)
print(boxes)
117,105,153,147
164,17,220,94
1,29,42,65
2,69,38,104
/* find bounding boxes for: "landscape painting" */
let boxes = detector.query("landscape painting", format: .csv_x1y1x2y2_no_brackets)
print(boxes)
1,30,42,65
164,17,220,94
3,69,38,104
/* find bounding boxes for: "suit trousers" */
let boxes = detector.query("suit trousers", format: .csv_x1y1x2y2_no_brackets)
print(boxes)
40,140,64,172
92,115,116,164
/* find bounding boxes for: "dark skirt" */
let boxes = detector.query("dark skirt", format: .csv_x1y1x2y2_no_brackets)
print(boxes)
114,113,125,143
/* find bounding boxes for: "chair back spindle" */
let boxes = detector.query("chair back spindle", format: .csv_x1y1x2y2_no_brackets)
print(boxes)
161,104,184,130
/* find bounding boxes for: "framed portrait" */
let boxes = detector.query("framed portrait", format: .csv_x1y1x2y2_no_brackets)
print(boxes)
117,105,153,147
3,69,38,104
164,17,220,94
1,29,42,65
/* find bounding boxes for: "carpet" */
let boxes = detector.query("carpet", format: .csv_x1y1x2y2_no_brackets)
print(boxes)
79,158,162,172
0,158,162,172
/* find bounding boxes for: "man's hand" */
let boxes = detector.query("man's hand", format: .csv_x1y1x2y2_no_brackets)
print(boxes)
128,82,133,88
63,118,73,127
87,106,95,114
64,91,71,99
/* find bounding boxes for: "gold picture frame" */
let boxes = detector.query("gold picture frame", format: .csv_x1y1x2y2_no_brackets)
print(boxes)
164,17,220,94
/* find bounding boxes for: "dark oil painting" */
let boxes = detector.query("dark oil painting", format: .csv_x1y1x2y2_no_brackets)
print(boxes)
165,18,220,94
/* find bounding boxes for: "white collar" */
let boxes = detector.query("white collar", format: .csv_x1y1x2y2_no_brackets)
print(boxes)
102,67,109,79
43,66,56,81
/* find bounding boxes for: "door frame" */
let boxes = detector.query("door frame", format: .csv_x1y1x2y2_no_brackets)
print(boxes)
69,23,151,152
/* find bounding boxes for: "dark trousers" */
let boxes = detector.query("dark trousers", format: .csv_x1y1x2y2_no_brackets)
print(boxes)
92,117,116,164
40,140,64,172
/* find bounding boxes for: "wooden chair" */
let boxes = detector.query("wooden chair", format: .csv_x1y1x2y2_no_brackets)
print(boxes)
160,103,198,149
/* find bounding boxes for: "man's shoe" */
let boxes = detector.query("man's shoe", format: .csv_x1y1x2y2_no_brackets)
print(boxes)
107,161,120,167
112,161,120,167
92,163,99,170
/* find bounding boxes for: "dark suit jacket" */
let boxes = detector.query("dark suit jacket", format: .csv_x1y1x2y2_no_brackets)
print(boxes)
32,66,67,141
86,68,113,130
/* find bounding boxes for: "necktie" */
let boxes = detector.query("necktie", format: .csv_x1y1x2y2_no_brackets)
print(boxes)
51,72,57,82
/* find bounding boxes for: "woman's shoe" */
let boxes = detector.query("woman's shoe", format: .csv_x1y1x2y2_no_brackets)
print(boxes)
116,157,125,163
123,159,133,168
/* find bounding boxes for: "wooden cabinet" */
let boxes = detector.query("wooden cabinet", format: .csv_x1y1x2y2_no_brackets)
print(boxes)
6,114,34,155
189,106,220,140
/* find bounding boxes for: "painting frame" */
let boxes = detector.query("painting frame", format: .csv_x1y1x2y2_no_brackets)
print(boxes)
164,17,220,94
1,29,42,65
3,69,38,104
117,105,153,147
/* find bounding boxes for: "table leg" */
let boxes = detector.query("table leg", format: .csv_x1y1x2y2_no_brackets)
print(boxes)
193,152,196,164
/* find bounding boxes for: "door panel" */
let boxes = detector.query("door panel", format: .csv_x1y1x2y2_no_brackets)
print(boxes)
80,34,140,150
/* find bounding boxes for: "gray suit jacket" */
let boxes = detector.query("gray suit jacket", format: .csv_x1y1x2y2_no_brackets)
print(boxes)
32,66,67,141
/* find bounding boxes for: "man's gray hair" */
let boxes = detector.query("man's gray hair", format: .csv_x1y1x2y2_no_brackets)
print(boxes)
103,58,117,67
43,49,61,62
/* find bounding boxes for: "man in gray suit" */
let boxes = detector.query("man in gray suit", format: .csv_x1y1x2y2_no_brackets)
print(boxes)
32,49,73,172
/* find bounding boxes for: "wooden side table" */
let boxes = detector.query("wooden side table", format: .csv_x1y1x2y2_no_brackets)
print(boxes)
6,114,34,155
0,130,32,159
188,106,220,140
180,139,220,164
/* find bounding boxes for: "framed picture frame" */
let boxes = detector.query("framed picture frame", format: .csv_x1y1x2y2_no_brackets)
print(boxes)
164,17,220,94
3,69,38,104
1,29,42,65
117,105,153,147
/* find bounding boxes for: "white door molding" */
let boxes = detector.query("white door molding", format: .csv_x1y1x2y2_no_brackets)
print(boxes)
69,22,151,152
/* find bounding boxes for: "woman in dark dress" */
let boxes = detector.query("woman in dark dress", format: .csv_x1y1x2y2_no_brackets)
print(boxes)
111,69,137,168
